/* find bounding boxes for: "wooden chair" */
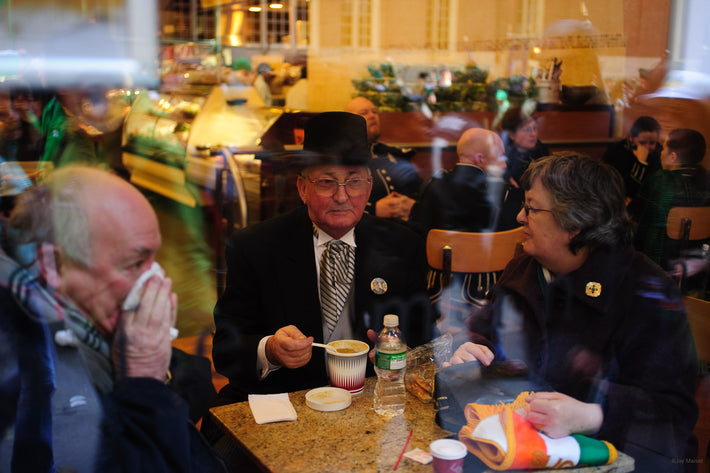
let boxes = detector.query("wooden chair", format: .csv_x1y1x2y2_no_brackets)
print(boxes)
666,206,710,296
426,226,525,282
684,296,710,472
666,206,710,254
425,227,524,333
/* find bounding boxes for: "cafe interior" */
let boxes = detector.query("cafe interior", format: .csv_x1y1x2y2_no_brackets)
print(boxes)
1,0,710,472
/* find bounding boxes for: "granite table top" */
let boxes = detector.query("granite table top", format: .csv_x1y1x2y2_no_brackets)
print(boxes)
207,377,634,473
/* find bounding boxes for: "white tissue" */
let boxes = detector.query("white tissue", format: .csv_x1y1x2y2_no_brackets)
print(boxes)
122,262,179,340
122,262,165,311
248,393,298,424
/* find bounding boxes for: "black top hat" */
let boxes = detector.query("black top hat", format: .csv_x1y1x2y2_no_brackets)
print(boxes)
299,112,370,167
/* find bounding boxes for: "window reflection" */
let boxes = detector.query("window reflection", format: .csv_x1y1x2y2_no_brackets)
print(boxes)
1,1,709,472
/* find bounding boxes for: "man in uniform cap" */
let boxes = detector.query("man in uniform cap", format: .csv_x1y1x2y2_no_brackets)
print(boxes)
212,112,433,402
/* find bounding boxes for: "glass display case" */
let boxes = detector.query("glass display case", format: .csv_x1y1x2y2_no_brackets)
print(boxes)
121,84,280,220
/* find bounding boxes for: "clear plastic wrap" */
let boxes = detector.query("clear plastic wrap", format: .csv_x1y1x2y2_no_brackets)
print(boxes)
405,334,453,402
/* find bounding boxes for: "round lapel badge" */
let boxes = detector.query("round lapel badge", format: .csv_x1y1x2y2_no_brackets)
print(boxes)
370,277,388,295
585,281,602,298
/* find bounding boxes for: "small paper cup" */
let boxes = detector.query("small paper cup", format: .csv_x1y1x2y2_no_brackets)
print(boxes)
430,439,467,473
326,340,369,394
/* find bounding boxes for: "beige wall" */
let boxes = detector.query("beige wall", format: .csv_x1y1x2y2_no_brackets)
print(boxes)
306,0,670,115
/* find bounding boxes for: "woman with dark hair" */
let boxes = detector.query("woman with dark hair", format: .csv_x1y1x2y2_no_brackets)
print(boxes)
497,107,550,229
447,154,698,472
500,107,550,187
602,115,663,207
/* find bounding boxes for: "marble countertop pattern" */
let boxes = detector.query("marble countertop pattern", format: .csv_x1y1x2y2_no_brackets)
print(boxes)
207,377,635,473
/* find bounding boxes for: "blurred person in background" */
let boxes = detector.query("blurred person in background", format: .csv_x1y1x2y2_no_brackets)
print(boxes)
1,166,226,472
410,128,507,234
39,85,128,176
632,128,710,272
345,96,423,221
446,154,698,472
603,115,662,208
409,128,509,335
0,80,44,162
498,106,549,230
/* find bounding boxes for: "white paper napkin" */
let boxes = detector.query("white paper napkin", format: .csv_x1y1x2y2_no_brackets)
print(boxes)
248,393,298,424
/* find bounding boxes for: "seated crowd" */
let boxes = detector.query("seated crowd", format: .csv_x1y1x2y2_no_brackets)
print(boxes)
0,101,707,473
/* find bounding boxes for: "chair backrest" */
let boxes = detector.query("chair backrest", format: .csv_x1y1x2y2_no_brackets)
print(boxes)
426,227,525,275
684,296,710,365
666,206,710,242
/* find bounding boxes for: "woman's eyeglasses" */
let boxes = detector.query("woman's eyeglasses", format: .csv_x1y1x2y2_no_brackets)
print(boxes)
521,203,553,216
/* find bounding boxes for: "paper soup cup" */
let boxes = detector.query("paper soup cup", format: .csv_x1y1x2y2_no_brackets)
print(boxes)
326,340,369,394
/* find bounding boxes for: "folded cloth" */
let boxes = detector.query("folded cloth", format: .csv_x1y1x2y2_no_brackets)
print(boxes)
459,392,617,470
248,393,298,424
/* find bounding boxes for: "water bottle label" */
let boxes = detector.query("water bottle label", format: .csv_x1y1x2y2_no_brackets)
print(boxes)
375,351,406,370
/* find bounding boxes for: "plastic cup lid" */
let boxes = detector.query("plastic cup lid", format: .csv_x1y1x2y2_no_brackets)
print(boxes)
305,387,352,412
429,439,467,460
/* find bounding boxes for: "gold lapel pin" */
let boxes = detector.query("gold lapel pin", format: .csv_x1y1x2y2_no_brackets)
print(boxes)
585,281,602,298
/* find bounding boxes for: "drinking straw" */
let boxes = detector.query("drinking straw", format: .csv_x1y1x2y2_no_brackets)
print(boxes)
393,429,413,470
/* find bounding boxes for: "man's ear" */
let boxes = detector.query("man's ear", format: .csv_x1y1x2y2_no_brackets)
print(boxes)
296,175,308,204
37,243,62,289
668,150,681,165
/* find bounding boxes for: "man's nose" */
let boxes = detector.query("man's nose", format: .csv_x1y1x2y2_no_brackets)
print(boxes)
332,184,349,201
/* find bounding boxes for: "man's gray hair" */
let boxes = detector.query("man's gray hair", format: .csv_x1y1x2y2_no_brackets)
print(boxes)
520,153,633,253
9,166,95,267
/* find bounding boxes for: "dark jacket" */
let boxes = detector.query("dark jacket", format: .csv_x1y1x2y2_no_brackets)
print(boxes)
468,246,698,470
503,138,550,185
366,142,423,215
602,138,662,202
632,165,710,266
410,164,494,234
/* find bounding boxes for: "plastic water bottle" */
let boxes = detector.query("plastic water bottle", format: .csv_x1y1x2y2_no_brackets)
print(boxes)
374,314,407,416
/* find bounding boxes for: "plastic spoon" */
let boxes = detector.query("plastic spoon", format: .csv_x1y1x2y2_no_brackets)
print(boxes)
312,342,338,354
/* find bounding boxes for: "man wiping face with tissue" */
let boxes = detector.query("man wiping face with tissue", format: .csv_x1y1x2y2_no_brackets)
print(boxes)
3,165,227,472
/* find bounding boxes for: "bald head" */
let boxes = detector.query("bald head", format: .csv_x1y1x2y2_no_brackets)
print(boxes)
345,96,380,143
45,166,159,266
456,128,506,172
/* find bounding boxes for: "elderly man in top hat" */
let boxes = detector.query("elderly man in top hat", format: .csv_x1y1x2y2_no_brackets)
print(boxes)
212,112,433,402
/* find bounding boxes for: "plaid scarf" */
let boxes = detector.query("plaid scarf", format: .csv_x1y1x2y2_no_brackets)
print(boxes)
0,249,113,392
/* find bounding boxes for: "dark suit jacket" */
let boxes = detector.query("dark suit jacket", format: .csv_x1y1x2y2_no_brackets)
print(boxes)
409,164,494,234
212,206,433,402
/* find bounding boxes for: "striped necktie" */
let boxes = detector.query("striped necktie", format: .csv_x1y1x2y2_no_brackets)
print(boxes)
320,240,355,335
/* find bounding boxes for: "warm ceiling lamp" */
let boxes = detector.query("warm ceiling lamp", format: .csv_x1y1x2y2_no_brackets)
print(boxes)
248,6,261,12
269,3,284,8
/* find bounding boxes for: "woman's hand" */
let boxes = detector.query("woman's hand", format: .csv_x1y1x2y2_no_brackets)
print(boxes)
524,392,603,438
442,342,495,367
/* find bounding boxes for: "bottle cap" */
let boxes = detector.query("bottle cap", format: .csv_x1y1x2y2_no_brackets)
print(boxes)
383,314,399,327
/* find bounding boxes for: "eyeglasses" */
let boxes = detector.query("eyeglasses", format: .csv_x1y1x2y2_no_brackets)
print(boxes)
307,177,372,196
521,203,553,217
